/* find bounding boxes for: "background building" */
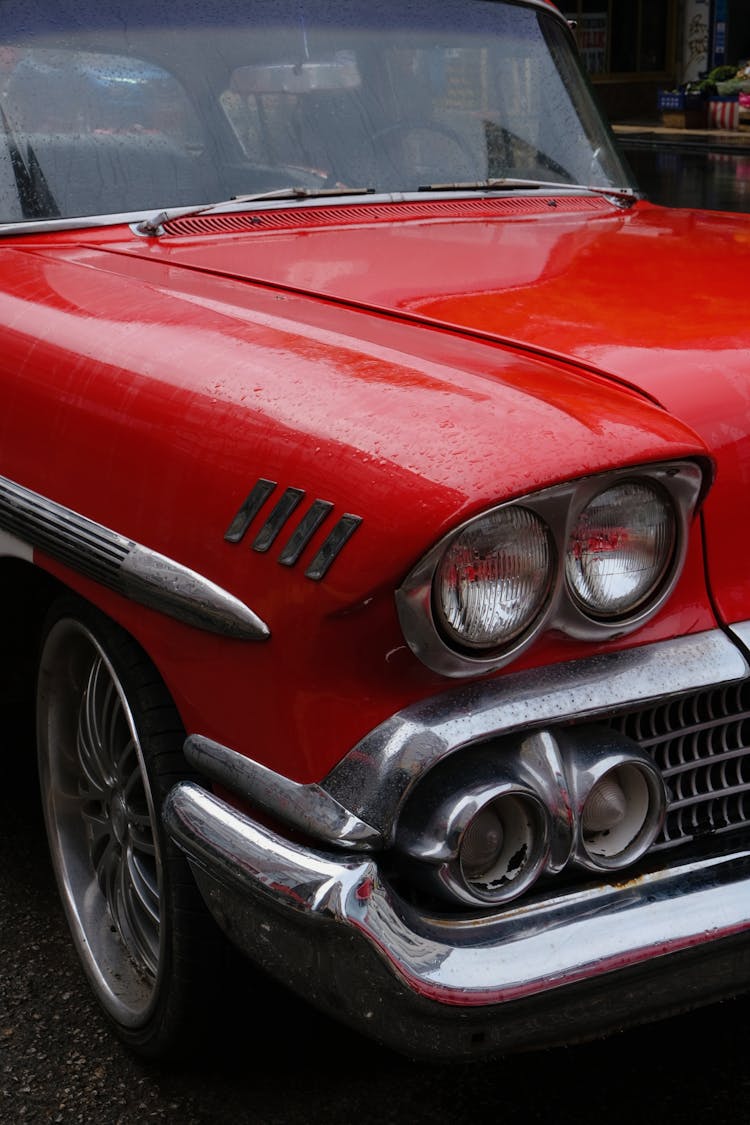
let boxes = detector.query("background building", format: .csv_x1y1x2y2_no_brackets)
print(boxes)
562,0,750,121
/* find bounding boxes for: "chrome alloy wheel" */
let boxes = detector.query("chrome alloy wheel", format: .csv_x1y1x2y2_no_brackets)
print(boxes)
37,615,165,1028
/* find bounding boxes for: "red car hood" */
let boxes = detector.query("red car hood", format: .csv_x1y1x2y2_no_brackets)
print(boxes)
111,195,748,623
117,196,750,425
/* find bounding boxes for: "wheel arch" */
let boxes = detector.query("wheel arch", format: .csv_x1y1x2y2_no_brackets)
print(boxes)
0,558,64,735
0,558,187,755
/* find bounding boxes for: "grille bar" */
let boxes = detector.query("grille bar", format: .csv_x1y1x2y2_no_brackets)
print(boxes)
605,680,750,850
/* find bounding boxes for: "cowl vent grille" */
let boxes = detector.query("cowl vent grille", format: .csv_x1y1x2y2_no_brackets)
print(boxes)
162,195,611,237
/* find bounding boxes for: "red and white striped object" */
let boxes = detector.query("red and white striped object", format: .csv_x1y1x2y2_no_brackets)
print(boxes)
709,99,740,129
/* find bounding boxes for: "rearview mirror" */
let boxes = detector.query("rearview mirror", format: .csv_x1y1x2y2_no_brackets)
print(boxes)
231,57,360,95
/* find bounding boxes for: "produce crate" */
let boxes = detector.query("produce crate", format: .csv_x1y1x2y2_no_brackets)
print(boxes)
658,90,706,128
657,90,704,111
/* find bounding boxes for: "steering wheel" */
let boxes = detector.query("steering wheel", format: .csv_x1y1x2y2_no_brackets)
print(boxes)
370,121,479,185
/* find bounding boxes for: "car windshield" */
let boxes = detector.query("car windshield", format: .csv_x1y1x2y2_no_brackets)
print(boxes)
0,0,634,226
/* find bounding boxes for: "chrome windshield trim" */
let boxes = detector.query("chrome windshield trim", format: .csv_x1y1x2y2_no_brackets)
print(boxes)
0,195,392,238
0,474,269,640
0,210,158,237
1,193,404,238
324,629,748,841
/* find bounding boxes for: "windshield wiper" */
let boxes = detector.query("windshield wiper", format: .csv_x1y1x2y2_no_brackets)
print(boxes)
135,185,375,237
0,104,60,220
418,178,638,205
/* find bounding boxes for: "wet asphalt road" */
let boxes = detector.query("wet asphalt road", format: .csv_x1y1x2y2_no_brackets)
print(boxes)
5,150,750,1123
620,136,750,213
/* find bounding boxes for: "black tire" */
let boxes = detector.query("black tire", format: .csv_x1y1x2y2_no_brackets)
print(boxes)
36,595,222,1057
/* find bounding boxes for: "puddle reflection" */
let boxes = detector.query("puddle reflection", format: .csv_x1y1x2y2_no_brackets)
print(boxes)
619,144,750,214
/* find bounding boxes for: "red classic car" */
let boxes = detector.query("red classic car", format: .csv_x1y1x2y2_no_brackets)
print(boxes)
3,0,750,1061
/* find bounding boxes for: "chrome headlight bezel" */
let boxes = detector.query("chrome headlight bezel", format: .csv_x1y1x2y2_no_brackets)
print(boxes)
434,503,556,651
395,460,705,678
564,477,678,621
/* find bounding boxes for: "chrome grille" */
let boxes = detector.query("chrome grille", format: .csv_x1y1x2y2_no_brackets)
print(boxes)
605,680,750,850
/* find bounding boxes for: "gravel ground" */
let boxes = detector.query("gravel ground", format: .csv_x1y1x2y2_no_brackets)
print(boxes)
5,720,750,1125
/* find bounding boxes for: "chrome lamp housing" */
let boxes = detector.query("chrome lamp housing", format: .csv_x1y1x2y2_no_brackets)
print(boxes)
395,461,706,678
394,726,668,909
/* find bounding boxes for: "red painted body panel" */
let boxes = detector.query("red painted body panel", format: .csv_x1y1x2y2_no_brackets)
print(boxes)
0,199,728,780
105,196,750,631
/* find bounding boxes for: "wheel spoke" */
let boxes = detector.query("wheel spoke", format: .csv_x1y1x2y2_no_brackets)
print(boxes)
81,803,114,857
93,832,122,902
76,658,115,798
93,708,161,976
129,822,157,856
123,769,157,855
104,682,127,762
115,846,160,976
117,739,141,796
127,847,160,924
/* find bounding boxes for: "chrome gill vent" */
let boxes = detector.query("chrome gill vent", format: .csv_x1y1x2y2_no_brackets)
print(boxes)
604,680,750,850
225,478,362,580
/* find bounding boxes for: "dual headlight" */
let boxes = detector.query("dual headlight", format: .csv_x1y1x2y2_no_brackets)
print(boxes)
396,462,705,677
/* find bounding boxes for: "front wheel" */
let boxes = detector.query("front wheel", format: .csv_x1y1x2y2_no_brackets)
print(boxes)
36,597,221,1057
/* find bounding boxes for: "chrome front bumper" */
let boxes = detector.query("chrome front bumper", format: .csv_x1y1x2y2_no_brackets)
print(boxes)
165,781,750,1056
164,626,750,1058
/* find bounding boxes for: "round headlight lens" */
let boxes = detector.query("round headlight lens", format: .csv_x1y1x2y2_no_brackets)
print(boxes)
436,506,553,649
566,481,676,619
456,792,549,903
